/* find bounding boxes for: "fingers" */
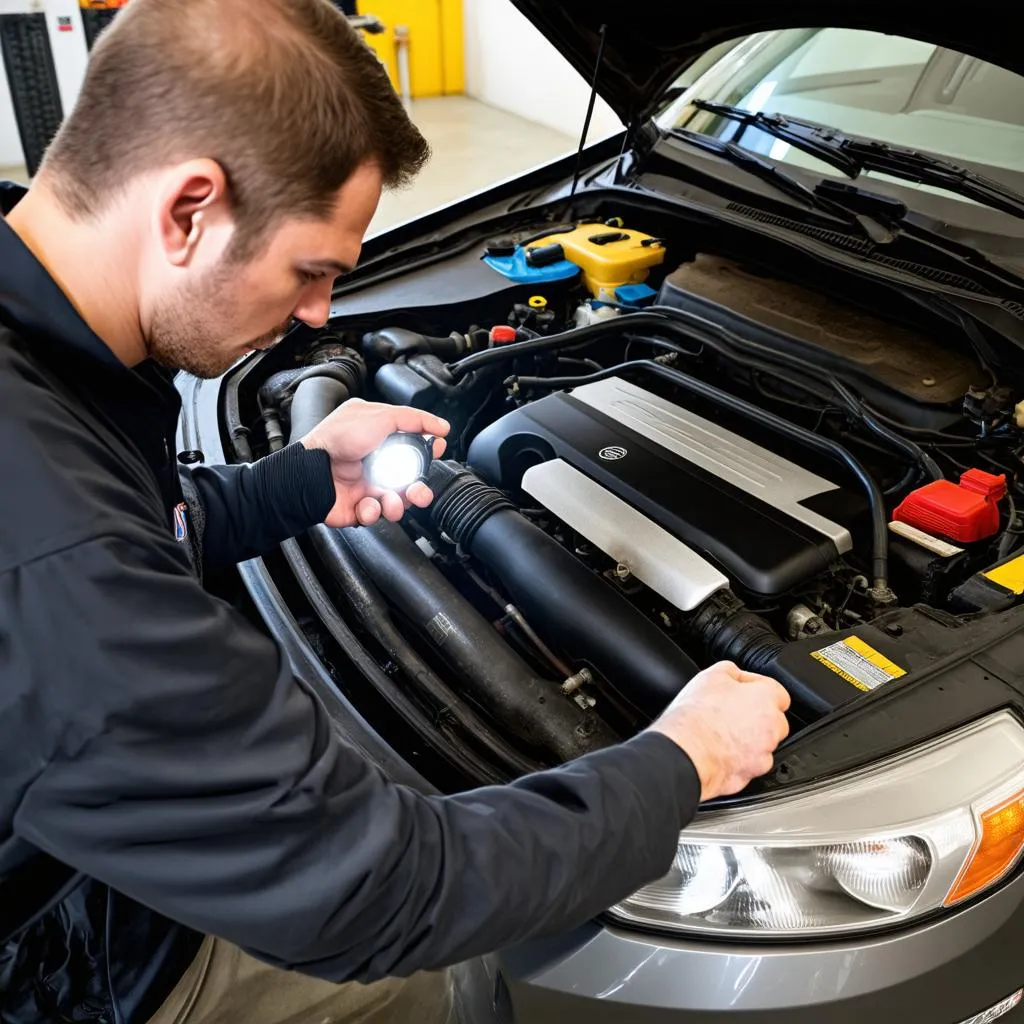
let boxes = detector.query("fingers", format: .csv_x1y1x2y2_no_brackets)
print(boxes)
432,437,447,460
354,489,424,526
775,714,791,745
387,406,451,439
735,667,767,683
752,679,792,712
707,660,741,676
735,669,792,712
404,481,434,508
355,496,381,526
377,490,406,522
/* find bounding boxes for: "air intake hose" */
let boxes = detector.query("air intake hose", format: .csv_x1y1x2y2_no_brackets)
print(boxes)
258,350,364,446
258,354,364,411
427,462,700,716
681,590,842,717
342,520,615,761
682,589,784,674
287,377,351,442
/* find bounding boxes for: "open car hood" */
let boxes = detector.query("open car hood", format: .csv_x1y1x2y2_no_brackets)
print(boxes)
509,1,1024,129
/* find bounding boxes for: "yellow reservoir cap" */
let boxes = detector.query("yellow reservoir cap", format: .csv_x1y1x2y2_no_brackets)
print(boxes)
525,223,665,300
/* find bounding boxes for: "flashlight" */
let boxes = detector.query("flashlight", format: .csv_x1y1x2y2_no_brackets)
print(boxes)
363,431,435,491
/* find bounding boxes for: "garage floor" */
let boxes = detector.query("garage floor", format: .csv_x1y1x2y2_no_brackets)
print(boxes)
0,96,578,236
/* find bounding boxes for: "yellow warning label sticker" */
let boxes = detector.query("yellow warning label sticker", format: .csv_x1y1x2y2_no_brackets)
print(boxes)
811,636,906,692
984,554,1024,596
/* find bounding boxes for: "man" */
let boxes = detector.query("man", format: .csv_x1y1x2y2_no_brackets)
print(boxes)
0,0,791,1021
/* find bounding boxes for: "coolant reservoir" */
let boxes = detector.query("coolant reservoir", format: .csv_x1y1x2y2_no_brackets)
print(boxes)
524,223,665,301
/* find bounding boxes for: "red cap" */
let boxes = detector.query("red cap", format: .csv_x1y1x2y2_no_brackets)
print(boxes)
894,468,1006,544
489,325,518,345
959,468,1007,501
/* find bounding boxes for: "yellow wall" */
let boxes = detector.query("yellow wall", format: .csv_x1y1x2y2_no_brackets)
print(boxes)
357,0,464,98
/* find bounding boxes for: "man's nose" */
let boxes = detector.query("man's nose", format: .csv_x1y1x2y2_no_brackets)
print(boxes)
293,282,333,329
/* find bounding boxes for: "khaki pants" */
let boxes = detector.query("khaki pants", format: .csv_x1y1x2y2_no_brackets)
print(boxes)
147,936,454,1024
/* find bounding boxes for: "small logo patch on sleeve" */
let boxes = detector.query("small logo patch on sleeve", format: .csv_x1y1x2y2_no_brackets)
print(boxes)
173,502,188,542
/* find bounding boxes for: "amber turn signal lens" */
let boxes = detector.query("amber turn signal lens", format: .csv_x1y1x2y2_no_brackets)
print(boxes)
945,788,1024,906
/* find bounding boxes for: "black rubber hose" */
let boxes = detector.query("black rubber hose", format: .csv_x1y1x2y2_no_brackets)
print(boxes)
829,378,942,481
363,327,468,363
680,590,844,717
286,383,593,768
279,538,515,786
448,311,684,380
449,306,937,484
258,357,364,410
509,359,892,593
309,525,541,776
287,377,350,442
428,463,701,716
682,590,784,674
342,520,616,762
223,362,254,462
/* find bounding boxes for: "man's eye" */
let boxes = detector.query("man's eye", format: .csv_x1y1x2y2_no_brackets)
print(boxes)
298,270,326,285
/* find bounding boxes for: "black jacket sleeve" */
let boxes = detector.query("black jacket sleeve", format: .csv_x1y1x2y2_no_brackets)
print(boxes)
12,526,700,982
180,443,335,570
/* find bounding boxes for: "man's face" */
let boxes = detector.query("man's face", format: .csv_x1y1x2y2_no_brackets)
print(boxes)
146,162,381,379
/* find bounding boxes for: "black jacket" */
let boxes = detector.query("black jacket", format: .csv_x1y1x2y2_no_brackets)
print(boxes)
0,183,701,1023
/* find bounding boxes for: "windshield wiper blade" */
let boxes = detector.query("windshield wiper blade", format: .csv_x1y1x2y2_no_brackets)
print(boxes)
691,99,861,176
838,140,1024,220
667,128,885,237
691,100,1024,220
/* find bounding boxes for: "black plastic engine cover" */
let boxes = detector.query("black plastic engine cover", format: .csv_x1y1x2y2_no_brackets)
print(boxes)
467,377,855,597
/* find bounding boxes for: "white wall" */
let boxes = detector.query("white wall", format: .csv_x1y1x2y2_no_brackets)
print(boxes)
789,29,936,77
463,0,622,143
0,63,23,168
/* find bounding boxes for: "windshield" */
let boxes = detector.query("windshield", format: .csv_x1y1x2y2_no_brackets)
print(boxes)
657,29,1024,200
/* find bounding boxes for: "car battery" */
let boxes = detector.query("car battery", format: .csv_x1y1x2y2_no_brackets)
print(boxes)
887,521,971,606
950,552,1024,614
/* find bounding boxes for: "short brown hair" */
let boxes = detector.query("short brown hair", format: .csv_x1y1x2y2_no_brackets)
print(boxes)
43,0,429,249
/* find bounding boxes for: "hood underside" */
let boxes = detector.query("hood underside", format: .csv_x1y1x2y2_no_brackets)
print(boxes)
509,1,1024,128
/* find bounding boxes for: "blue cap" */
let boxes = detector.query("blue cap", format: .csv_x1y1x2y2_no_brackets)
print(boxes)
614,283,658,307
483,246,580,285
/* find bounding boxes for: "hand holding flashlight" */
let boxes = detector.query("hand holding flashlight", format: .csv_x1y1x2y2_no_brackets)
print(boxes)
299,398,449,527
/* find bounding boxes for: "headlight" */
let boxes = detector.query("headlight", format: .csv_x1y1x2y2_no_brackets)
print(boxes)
610,712,1024,937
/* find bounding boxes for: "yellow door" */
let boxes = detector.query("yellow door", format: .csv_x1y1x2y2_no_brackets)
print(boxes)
356,0,464,98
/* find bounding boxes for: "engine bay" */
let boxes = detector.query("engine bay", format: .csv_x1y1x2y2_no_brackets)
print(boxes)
223,210,1024,784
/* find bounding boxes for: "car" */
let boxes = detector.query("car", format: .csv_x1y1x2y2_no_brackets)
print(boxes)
177,4,1024,1022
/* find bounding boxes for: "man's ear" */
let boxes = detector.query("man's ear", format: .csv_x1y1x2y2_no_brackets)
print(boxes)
155,159,231,267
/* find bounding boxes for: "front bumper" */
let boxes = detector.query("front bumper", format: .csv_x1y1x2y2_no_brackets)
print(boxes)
498,871,1024,1023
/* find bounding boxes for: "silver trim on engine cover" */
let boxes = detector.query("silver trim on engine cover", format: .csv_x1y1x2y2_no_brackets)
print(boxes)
522,458,730,612
569,377,852,552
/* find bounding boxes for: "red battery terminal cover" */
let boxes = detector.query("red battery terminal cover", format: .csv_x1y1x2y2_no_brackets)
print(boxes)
894,469,1007,543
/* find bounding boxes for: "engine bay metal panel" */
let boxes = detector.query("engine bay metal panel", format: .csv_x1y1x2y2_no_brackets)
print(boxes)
522,458,729,612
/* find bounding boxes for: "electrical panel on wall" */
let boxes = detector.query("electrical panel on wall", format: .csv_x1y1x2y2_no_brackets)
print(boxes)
79,0,125,49
0,11,63,176
0,0,126,176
